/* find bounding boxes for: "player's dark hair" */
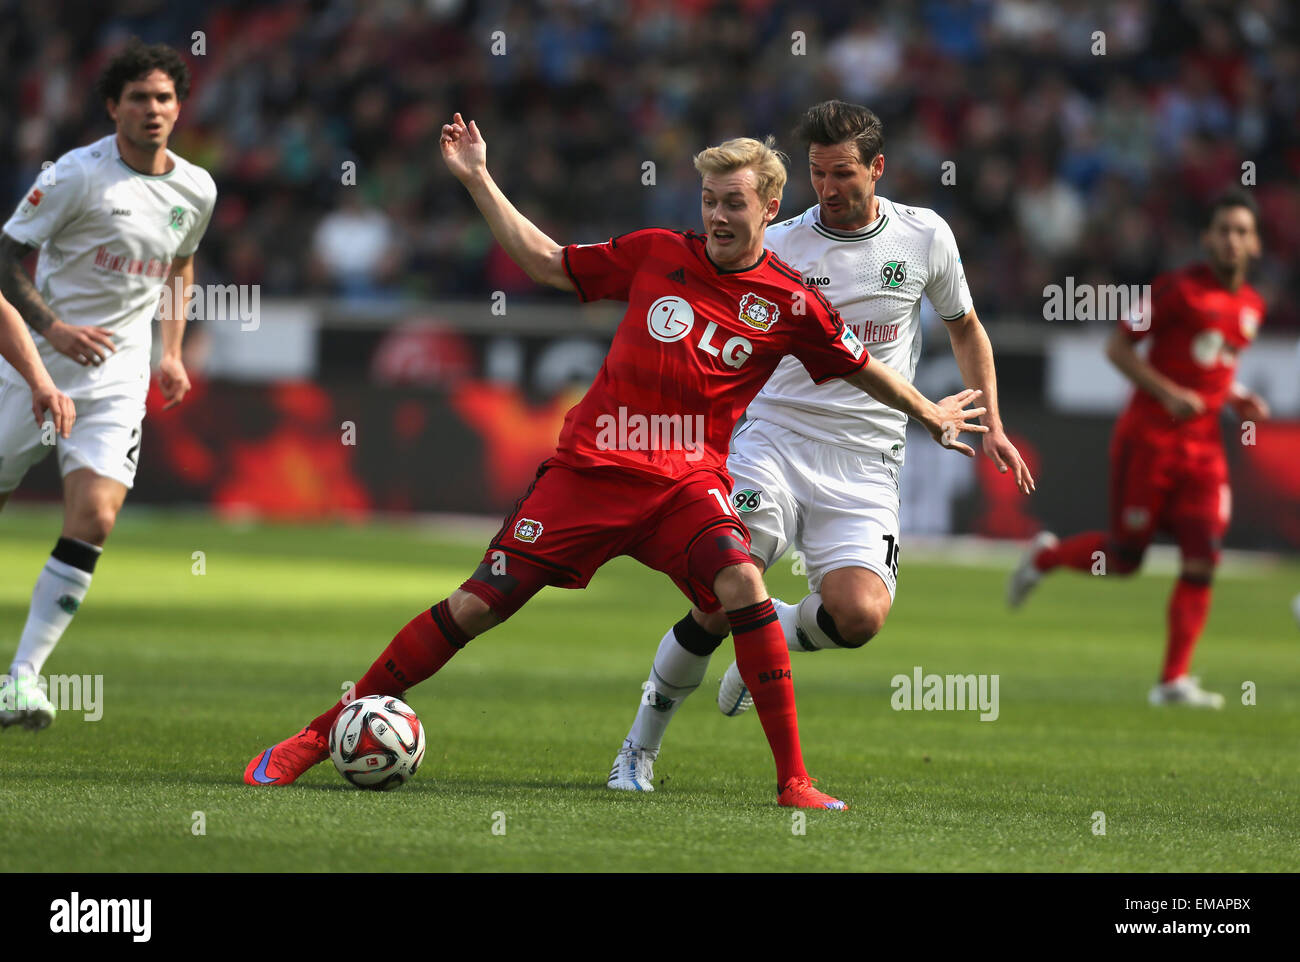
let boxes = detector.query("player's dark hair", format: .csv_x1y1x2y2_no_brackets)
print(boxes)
1206,190,1258,228
794,100,884,166
96,37,191,105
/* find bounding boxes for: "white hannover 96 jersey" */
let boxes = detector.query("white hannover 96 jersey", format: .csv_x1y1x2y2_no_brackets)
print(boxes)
746,198,972,462
0,134,216,402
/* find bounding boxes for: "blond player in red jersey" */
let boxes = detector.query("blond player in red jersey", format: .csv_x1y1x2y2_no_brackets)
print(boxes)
243,114,990,808
1009,193,1269,707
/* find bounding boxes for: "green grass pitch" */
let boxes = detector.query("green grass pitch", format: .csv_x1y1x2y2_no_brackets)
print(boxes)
1,505,1297,872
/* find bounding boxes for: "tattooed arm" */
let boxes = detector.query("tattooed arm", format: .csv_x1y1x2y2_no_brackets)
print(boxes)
0,233,114,365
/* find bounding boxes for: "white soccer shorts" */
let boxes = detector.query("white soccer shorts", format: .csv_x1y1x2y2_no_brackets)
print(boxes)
0,380,145,492
727,417,901,598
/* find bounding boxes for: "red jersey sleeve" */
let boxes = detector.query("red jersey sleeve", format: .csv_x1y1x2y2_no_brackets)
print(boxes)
790,284,870,383
562,229,659,303
1121,271,1177,342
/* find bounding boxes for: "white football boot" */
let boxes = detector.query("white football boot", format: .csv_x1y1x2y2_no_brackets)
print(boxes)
717,661,753,716
0,675,57,731
1148,676,1225,709
607,741,656,791
1007,531,1058,609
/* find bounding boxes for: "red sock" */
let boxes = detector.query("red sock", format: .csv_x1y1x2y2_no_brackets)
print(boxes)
730,599,807,786
1163,576,1211,682
307,600,469,737
1036,531,1107,573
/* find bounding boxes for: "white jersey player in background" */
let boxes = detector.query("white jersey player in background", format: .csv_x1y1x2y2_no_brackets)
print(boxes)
609,100,1034,790
0,38,216,729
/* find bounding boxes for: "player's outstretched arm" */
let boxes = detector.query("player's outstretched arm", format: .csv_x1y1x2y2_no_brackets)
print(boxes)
843,358,988,456
1104,327,1204,420
0,289,74,437
945,309,1035,492
440,113,574,291
0,233,115,366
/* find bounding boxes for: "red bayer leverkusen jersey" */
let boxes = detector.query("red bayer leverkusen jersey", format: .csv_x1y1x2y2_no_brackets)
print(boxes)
557,228,868,482
1118,263,1264,445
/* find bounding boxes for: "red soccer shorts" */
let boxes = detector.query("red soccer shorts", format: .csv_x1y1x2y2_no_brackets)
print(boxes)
1109,423,1230,560
465,459,752,617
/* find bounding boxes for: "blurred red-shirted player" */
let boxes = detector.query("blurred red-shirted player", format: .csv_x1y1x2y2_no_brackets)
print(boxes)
244,114,988,808
1009,193,1269,708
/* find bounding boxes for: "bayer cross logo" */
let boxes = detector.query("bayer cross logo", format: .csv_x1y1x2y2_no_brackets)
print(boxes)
646,295,694,342
514,518,543,543
881,260,907,288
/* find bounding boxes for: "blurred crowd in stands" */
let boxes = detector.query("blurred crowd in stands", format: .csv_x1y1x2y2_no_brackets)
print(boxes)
3,0,1297,326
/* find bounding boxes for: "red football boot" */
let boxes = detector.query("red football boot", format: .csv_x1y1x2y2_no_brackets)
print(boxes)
778,775,848,810
244,727,330,786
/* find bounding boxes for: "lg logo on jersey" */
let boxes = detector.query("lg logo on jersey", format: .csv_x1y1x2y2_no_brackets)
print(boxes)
646,295,752,369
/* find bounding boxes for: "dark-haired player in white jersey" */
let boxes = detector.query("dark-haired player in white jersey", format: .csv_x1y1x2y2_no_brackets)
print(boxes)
0,38,216,729
609,101,1034,790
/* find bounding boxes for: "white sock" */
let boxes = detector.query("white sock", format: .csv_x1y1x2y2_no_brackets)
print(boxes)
11,550,97,678
625,624,713,755
772,597,805,652
784,592,840,651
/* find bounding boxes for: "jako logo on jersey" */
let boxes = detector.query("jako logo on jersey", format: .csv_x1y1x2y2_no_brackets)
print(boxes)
803,276,830,287
647,295,695,342
738,292,779,331
881,261,907,288
514,518,544,543
1240,306,1260,340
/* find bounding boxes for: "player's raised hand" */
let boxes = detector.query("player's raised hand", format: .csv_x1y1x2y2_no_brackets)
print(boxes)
440,112,487,184
929,388,988,457
983,430,1036,493
158,354,191,410
31,380,75,438
45,319,115,366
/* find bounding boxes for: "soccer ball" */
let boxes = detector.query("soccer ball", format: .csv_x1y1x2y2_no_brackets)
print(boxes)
329,694,426,790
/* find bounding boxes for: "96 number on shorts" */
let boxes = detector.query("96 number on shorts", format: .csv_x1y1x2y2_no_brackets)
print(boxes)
881,534,900,578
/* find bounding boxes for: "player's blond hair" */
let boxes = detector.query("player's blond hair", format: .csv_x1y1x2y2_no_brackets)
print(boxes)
693,136,788,204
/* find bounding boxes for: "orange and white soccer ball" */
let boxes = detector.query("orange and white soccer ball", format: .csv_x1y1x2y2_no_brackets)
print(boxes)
329,695,426,790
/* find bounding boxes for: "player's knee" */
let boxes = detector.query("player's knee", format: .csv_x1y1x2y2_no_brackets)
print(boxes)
446,589,499,636
1179,557,1216,584
1107,541,1146,576
710,560,764,610
822,597,888,648
70,505,118,546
